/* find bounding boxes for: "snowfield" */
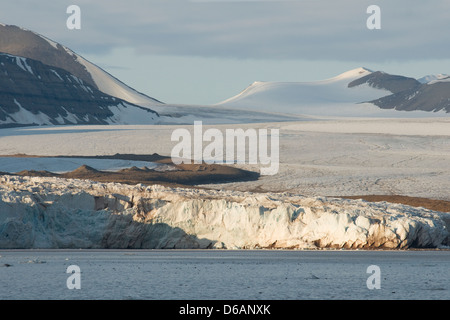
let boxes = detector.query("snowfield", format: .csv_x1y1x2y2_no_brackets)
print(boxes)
1,118,449,200
0,175,448,249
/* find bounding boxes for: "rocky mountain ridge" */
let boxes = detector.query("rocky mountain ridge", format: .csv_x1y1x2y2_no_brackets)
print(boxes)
0,52,159,127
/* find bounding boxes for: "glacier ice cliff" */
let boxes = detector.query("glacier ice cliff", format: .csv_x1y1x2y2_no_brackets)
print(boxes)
0,175,449,249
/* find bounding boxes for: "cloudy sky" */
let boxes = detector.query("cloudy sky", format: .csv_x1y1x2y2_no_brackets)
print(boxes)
1,0,450,104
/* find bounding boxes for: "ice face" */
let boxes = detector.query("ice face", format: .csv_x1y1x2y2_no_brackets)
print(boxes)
0,175,448,250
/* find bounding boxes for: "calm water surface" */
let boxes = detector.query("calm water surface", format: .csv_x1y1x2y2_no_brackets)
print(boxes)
0,249,449,300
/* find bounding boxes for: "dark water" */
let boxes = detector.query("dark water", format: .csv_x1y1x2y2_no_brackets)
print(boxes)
0,249,449,300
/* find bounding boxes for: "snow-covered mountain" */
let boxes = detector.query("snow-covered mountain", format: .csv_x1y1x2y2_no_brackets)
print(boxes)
1,175,449,249
218,67,449,116
352,71,450,113
417,74,450,84
348,71,420,94
0,52,159,128
0,24,162,107
369,80,450,113
217,67,394,116
0,23,307,125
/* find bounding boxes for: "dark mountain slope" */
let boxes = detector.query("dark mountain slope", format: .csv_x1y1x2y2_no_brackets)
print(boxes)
0,52,159,127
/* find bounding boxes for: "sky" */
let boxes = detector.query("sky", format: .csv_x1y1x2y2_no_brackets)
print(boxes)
1,0,450,105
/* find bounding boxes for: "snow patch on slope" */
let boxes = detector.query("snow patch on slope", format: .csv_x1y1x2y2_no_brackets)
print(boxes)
1,175,448,249
106,102,159,124
427,77,450,85
73,52,162,107
1,99,53,125
0,101,159,126
324,67,373,81
14,56,34,75
418,74,450,84
39,34,59,50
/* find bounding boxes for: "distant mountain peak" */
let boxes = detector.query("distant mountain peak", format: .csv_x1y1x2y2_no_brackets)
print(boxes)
218,67,450,116
217,67,392,116
0,23,162,107
348,71,420,94
369,79,450,113
0,52,160,128
418,74,450,84
334,67,373,79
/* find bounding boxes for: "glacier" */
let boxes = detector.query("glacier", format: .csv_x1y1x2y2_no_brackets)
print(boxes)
0,175,449,250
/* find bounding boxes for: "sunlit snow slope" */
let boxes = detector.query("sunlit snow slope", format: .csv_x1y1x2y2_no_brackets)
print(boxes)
217,68,397,117
73,53,163,107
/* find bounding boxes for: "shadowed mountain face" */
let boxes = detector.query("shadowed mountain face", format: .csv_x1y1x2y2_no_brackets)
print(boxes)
348,71,450,113
0,24,162,106
0,53,159,127
348,71,421,94
0,24,97,88
369,81,450,113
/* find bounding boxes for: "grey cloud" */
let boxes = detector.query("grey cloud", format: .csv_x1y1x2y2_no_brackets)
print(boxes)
1,0,449,62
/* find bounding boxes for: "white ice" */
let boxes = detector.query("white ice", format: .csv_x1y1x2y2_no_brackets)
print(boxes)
0,175,448,249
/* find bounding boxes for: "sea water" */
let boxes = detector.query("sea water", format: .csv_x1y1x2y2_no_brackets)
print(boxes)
0,249,449,300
